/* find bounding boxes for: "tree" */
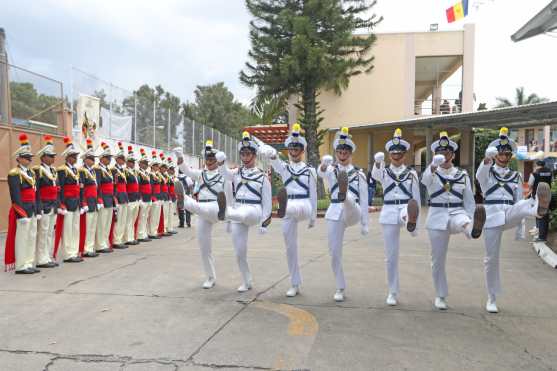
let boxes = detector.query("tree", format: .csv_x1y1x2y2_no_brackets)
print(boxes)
10,82,60,125
495,87,549,108
249,94,289,125
240,0,382,169
183,82,255,137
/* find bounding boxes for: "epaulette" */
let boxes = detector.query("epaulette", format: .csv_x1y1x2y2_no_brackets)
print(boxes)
8,167,20,177
57,165,67,172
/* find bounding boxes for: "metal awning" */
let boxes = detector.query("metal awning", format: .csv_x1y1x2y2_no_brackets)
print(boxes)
329,101,557,132
512,0,557,42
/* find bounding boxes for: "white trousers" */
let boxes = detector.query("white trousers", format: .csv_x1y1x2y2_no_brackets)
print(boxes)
167,201,177,232
148,200,162,236
483,199,537,299
137,201,151,240
227,204,262,226
15,216,37,270
326,196,362,290
282,200,312,286
126,201,140,243
96,207,113,251
36,210,55,265
231,223,252,286
61,210,80,260
83,211,98,254
183,196,220,280
162,200,171,233
112,203,129,245
427,214,472,298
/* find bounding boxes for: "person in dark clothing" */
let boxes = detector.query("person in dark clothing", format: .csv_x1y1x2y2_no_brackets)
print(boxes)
529,160,553,241
366,168,376,207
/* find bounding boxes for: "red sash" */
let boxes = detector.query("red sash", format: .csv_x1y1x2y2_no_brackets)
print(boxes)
152,184,161,194
100,183,114,195
161,184,168,193
169,185,175,197
126,183,139,193
116,183,127,193
140,184,152,194
63,184,80,198
83,185,97,199
21,188,36,202
39,185,58,201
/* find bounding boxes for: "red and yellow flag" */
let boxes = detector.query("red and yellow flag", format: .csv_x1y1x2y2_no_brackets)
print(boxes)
446,0,468,23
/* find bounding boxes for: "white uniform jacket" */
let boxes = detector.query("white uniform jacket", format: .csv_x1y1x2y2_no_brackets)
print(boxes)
476,161,523,229
372,163,421,225
318,163,368,227
270,158,317,222
219,165,272,226
421,165,475,230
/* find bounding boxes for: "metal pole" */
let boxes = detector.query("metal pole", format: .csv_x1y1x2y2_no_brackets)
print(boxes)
192,120,196,156
153,100,156,147
134,93,137,144
69,64,74,132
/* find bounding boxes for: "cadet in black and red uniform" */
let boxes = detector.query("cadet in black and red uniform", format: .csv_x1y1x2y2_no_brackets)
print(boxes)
79,138,100,258
166,158,178,235
54,136,83,263
5,133,40,274
159,153,172,237
34,135,59,268
95,142,115,253
137,148,153,242
125,145,140,245
111,142,129,249
148,151,162,239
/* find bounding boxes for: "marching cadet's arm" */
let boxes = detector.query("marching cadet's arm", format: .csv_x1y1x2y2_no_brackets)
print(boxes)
475,158,491,192
358,171,369,234
514,173,526,240
420,164,434,187
261,175,273,224
309,168,318,224
269,156,288,180
79,170,86,207
411,171,422,206
371,162,385,184
177,162,202,180
33,167,42,214
94,168,103,205
7,171,26,217
463,174,476,217
217,163,237,181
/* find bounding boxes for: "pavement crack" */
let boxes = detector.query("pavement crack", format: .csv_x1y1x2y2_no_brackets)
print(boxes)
189,360,274,370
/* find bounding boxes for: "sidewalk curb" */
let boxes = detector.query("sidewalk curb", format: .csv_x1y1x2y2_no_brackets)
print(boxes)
532,241,557,269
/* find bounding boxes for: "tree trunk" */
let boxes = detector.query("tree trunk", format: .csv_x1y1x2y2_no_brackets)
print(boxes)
301,84,326,198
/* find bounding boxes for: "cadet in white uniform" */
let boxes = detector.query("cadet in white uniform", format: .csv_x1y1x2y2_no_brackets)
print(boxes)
476,127,550,313
421,131,486,310
372,128,420,306
174,140,228,289
216,132,273,292
318,127,368,302
261,123,317,297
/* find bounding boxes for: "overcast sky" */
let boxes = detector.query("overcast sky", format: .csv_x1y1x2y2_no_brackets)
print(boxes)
2,0,556,107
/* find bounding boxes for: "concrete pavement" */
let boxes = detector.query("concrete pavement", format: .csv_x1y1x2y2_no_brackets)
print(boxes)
0,209,556,371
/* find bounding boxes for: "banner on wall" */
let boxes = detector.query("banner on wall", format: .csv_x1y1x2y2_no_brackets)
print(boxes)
76,94,101,151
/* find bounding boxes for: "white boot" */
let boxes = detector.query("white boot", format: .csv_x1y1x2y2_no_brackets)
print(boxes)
202,278,215,289
286,286,299,297
333,289,345,302
486,297,498,313
434,297,448,310
386,293,398,306
237,283,252,293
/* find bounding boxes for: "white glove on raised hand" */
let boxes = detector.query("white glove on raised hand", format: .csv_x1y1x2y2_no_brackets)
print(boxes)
57,208,67,216
259,226,268,235
264,145,277,158
19,217,30,224
216,151,226,163
321,155,334,167
172,147,184,157
485,146,498,159
432,154,445,167
361,225,369,236
374,152,385,163
97,203,104,210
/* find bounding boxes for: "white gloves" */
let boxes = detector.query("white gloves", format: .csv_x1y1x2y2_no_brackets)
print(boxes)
485,146,498,159
19,217,30,224
172,147,184,158
308,219,316,229
57,208,67,216
80,206,89,215
97,203,104,210
321,155,333,167
36,213,42,221
432,154,445,167
263,145,277,158
374,152,385,163
216,151,226,163
361,225,369,236
259,226,268,235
